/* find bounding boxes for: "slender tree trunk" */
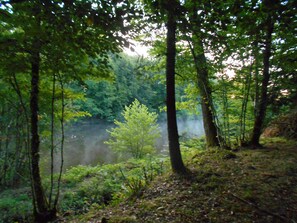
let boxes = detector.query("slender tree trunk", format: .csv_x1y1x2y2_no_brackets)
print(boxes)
253,39,260,118
0,106,4,185
221,76,231,146
49,73,55,207
197,52,220,147
29,4,57,220
239,62,252,144
30,48,47,218
166,1,187,174
0,107,3,153
186,1,221,148
250,13,274,146
189,39,221,147
30,46,56,222
9,73,34,204
54,74,65,207
13,111,22,186
3,125,10,185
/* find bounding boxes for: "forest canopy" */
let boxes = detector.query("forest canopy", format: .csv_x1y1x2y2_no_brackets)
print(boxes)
0,0,296,222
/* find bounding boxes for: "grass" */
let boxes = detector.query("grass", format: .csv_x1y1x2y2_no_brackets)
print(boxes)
0,156,167,222
58,157,168,215
1,137,296,222
74,137,297,223
0,187,33,223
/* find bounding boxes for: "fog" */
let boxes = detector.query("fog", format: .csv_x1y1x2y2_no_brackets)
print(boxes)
50,117,204,171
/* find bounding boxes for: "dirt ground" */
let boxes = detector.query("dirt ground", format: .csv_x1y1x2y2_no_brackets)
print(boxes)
70,138,297,223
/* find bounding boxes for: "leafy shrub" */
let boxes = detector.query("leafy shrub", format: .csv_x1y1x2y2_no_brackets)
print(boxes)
262,110,297,139
60,156,167,214
0,157,168,219
63,165,101,185
181,136,206,150
105,99,161,159
118,159,165,198
0,189,32,223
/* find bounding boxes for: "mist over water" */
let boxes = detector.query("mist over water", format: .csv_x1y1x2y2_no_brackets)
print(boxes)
51,117,204,171
157,117,204,153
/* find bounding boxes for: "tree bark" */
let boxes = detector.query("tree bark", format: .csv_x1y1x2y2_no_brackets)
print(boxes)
186,1,221,148
30,48,46,218
194,40,220,148
250,11,274,146
166,1,187,174
30,44,56,222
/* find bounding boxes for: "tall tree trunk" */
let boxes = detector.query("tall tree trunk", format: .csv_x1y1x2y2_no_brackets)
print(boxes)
186,1,221,148
220,76,231,146
188,38,221,148
250,12,274,146
30,48,46,219
166,1,187,174
253,38,260,118
49,74,56,207
29,4,57,221
239,61,253,144
195,42,220,148
54,74,65,207
30,45,56,222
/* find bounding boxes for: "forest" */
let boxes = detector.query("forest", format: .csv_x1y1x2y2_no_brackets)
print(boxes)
0,0,296,222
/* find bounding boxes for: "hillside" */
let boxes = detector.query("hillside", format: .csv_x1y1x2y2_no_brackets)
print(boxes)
65,138,297,223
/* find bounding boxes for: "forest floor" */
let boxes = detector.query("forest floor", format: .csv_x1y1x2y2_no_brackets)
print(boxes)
67,137,297,223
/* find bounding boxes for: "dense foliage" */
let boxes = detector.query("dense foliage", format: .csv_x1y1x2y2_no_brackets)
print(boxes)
0,0,295,222
0,156,168,222
105,99,161,159
71,54,166,121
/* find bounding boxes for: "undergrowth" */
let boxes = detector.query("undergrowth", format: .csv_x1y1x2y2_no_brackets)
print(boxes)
0,155,170,222
0,188,32,223
3,136,294,223
81,137,297,223
59,156,169,215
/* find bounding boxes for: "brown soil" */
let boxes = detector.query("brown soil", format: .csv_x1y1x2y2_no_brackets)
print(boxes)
68,138,297,223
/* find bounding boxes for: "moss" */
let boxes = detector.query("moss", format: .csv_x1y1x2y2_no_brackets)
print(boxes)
4,138,297,223
109,215,138,223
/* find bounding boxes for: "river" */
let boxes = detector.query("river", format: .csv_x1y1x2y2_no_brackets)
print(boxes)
48,117,204,171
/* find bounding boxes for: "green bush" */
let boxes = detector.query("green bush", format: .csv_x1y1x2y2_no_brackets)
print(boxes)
0,156,168,219
0,189,32,223
105,99,161,159
63,165,101,185
180,136,206,150
59,156,167,214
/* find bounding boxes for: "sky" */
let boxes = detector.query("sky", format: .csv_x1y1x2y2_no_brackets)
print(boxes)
124,40,237,78
124,40,151,57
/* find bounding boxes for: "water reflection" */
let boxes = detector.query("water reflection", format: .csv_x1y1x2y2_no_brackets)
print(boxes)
49,118,204,171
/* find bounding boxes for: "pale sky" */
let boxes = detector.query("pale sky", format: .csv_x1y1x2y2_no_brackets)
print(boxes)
124,41,151,57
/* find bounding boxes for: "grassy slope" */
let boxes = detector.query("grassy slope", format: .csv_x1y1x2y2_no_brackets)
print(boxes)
72,138,297,223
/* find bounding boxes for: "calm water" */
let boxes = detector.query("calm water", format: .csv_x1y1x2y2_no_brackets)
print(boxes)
49,118,204,171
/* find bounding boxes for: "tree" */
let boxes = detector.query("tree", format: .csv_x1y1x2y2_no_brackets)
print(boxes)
181,0,221,147
0,74,30,187
0,0,139,221
105,99,160,159
73,54,166,121
250,0,284,146
165,0,187,174
139,0,187,173
185,0,296,147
